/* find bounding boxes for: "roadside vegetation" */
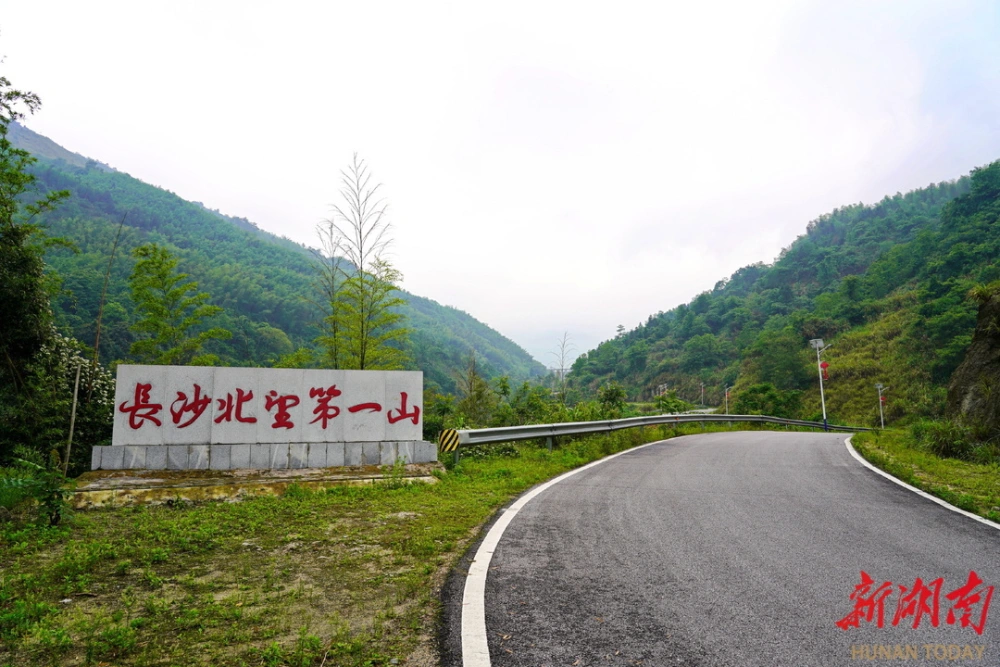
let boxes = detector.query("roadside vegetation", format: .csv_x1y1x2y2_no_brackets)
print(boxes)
4,55,1000,667
1,426,710,667
852,428,1000,524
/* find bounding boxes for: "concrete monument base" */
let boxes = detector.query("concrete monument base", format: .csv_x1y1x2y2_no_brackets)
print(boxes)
91,441,437,471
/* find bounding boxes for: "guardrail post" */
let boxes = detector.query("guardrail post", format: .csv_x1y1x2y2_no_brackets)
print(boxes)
453,449,460,466
546,436,553,452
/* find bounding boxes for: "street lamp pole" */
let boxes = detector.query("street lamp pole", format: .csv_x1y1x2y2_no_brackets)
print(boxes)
725,386,733,415
810,339,831,431
700,382,705,407
875,383,888,430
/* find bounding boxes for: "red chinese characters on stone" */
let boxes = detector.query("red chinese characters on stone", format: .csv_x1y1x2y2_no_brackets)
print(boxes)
117,378,419,433
265,390,300,429
837,571,994,635
348,402,382,414
119,382,163,429
214,389,257,424
387,392,420,425
309,385,342,428
170,384,212,428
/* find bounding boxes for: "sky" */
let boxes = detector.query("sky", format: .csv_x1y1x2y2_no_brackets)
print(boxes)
4,1,1000,365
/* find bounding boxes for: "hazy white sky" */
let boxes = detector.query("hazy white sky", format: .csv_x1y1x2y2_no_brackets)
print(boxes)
4,1,1000,364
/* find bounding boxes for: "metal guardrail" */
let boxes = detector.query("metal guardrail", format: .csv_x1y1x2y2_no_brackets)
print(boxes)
440,413,871,452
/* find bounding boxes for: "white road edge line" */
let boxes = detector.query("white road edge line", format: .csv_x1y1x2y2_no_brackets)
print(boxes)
461,435,998,665
460,439,666,666
845,436,1000,531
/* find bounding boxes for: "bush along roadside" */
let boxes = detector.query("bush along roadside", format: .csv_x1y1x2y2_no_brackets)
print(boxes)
851,428,1000,523
0,447,74,527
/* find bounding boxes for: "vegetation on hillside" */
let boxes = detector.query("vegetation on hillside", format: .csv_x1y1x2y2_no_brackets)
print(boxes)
569,165,1000,430
0,77,116,478
2,66,998,667
10,123,544,392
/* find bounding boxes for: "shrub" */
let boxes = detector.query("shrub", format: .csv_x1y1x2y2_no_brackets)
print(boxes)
0,452,73,526
909,419,975,460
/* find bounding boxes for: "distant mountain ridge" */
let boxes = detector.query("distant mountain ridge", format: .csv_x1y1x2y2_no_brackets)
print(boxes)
569,162,999,427
14,122,545,393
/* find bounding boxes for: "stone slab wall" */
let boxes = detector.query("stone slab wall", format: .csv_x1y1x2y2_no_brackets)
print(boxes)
91,441,438,470
99,365,435,470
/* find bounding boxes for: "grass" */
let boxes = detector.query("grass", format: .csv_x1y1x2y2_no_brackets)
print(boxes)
6,421,989,666
852,429,1000,523
1,424,710,667
799,294,947,427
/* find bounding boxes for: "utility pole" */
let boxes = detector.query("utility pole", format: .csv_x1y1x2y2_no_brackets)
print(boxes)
725,386,733,415
810,339,831,431
875,383,888,429
63,362,82,477
700,382,705,407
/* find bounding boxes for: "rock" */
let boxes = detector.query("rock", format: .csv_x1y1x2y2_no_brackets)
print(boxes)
947,286,1000,427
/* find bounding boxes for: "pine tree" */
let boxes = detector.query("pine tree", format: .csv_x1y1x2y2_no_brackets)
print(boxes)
128,243,231,365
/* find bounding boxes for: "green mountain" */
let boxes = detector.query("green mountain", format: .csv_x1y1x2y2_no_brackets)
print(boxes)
14,123,545,393
570,162,1000,427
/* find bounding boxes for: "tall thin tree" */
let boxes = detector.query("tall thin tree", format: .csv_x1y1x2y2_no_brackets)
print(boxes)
316,154,409,370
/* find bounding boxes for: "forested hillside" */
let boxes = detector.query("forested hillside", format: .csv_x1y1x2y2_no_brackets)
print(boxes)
570,163,1000,427
14,123,544,393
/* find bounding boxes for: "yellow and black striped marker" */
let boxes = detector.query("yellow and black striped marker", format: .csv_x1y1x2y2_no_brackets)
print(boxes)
439,429,460,452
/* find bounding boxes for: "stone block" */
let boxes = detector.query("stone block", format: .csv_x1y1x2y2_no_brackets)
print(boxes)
288,443,309,469
250,444,270,469
211,367,261,444
270,444,289,469
396,441,413,464
414,440,437,463
307,443,327,468
342,371,386,442
230,444,251,470
326,442,345,467
190,445,210,470
379,441,397,465
209,444,232,471
164,366,214,444
145,446,168,470
300,370,345,442
383,371,423,442
113,365,168,446
344,442,363,466
362,441,381,466
101,446,125,470
123,446,147,470
91,446,102,471
166,445,188,470
257,369,305,444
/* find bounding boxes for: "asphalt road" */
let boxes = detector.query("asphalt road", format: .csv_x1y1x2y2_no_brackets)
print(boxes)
441,431,1000,666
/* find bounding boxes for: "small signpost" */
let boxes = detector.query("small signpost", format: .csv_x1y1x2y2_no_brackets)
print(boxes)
438,429,460,453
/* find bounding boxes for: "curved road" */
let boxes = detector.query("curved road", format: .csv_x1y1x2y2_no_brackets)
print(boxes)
443,431,1000,666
